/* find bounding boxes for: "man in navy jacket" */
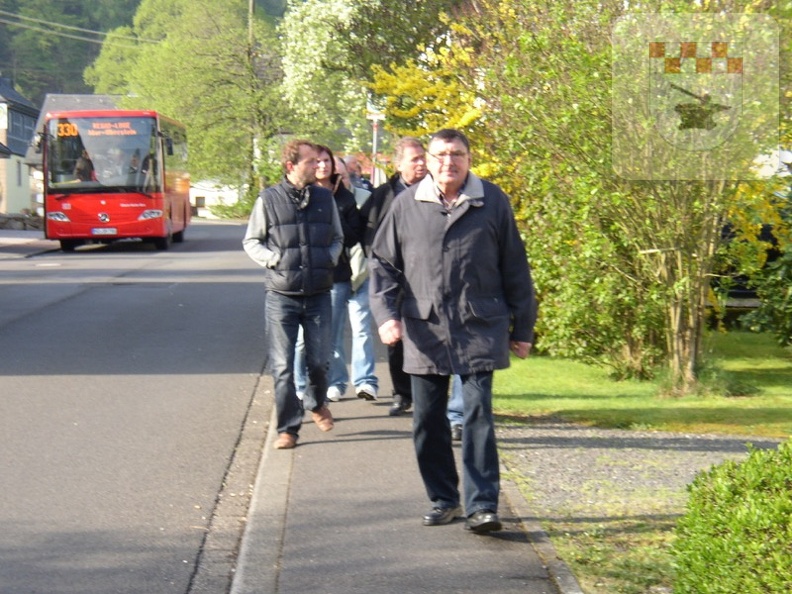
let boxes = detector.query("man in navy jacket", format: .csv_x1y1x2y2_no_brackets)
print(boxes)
370,129,537,533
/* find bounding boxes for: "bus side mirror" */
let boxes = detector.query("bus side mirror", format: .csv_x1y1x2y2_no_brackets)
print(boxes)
33,133,43,154
165,137,174,156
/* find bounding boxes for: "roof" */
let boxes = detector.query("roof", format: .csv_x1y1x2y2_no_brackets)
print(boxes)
0,77,38,114
0,78,39,156
24,94,119,168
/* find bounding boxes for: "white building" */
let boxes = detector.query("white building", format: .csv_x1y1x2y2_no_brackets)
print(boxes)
0,78,38,215
189,181,241,218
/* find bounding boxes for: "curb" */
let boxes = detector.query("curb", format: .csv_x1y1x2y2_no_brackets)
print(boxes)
187,373,275,594
228,404,289,594
501,469,586,594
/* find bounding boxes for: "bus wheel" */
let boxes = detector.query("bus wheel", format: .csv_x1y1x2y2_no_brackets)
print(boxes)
153,235,171,250
60,240,83,252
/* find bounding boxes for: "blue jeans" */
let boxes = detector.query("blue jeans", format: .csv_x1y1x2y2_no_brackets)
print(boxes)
295,281,350,394
447,375,463,425
327,281,352,392
295,280,378,394
411,372,499,515
266,291,332,436
347,278,378,390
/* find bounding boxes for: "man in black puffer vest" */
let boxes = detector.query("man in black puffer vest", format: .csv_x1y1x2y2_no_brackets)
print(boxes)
243,139,344,450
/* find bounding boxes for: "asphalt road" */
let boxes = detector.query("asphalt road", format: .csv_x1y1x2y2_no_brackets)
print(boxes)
0,222,268,594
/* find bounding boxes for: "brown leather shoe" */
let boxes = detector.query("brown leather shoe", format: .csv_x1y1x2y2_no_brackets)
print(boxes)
311,405,334,432
274,433,297,449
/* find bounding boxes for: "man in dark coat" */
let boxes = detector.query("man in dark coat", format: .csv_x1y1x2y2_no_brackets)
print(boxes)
369,129,537,533
360,137,427,415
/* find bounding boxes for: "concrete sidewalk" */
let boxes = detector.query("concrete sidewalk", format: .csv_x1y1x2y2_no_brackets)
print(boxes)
231,368,583,594
0,229,59,259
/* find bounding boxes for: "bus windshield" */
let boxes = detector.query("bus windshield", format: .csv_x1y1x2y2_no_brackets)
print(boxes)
46,116,161,194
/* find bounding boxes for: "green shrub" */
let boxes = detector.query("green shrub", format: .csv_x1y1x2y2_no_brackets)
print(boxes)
672,440,792,593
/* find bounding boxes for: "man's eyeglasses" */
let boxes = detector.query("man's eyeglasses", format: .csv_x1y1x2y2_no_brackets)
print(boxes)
427,151,468,161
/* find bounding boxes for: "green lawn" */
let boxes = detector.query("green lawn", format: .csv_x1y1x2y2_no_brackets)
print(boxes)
493,331,792,438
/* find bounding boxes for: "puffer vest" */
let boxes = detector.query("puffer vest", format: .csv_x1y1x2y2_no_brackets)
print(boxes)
261,182,337,296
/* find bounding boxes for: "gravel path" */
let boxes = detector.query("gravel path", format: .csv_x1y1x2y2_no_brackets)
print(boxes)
496,417,783,526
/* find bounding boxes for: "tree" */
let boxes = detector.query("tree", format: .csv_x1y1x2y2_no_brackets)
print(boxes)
368,0,667,377
81,0,140,29
278,0,373,151
0,0,140,105
278,0,462,152
369,0,790,392
365,23,498,180
367,47,482,139
456,0,789,391
342,0,462,80
86,0,288,191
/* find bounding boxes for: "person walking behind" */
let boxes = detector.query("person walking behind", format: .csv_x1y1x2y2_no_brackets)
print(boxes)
360,137,427,416
334,157,380,401
369,129,537,533
294,146,363,402
343,154,375,192
448,375,463,442
243,139,343,450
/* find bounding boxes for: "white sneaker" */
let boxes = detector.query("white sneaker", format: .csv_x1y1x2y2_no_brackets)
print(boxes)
327,386,343,402
296,390,305,401
356,384,378,401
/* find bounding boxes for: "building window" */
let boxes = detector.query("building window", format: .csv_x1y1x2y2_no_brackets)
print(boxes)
9,111,35,145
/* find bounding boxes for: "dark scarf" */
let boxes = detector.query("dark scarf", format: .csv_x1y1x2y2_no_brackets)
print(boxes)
283,176,310,209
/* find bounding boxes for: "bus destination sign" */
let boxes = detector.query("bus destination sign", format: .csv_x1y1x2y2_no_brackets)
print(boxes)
87,121,138,137
56,120,139,138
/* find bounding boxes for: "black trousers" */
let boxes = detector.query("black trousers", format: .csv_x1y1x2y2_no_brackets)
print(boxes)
387,340,412,399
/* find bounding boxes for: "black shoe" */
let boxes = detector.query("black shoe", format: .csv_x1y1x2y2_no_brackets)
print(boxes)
451,424,462,442
423,505,462,526
388,395,412,416
465,510,502,534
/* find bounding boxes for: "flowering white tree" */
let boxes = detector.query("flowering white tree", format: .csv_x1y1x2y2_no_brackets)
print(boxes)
278,0,461,152
279,0,372,151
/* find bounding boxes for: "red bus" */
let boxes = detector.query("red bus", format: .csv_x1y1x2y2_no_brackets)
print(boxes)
38,109,190,251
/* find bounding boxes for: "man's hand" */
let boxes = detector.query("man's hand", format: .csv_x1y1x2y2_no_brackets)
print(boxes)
378,319,403,346
510,341,532,359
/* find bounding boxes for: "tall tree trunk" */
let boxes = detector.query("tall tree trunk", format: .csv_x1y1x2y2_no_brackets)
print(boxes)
663,181,729,395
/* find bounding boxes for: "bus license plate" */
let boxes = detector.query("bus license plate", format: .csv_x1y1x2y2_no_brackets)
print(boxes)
92,228,117,236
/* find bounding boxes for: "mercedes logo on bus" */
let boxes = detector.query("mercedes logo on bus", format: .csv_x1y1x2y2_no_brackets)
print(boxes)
98,213,110,223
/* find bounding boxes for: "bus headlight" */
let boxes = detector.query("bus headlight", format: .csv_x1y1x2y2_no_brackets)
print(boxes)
138,209,164,220
47,212,71,222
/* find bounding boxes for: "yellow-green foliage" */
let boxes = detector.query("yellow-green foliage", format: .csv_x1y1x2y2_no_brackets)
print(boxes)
367,35,496,178
369,53,477,136
727,181,792,260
